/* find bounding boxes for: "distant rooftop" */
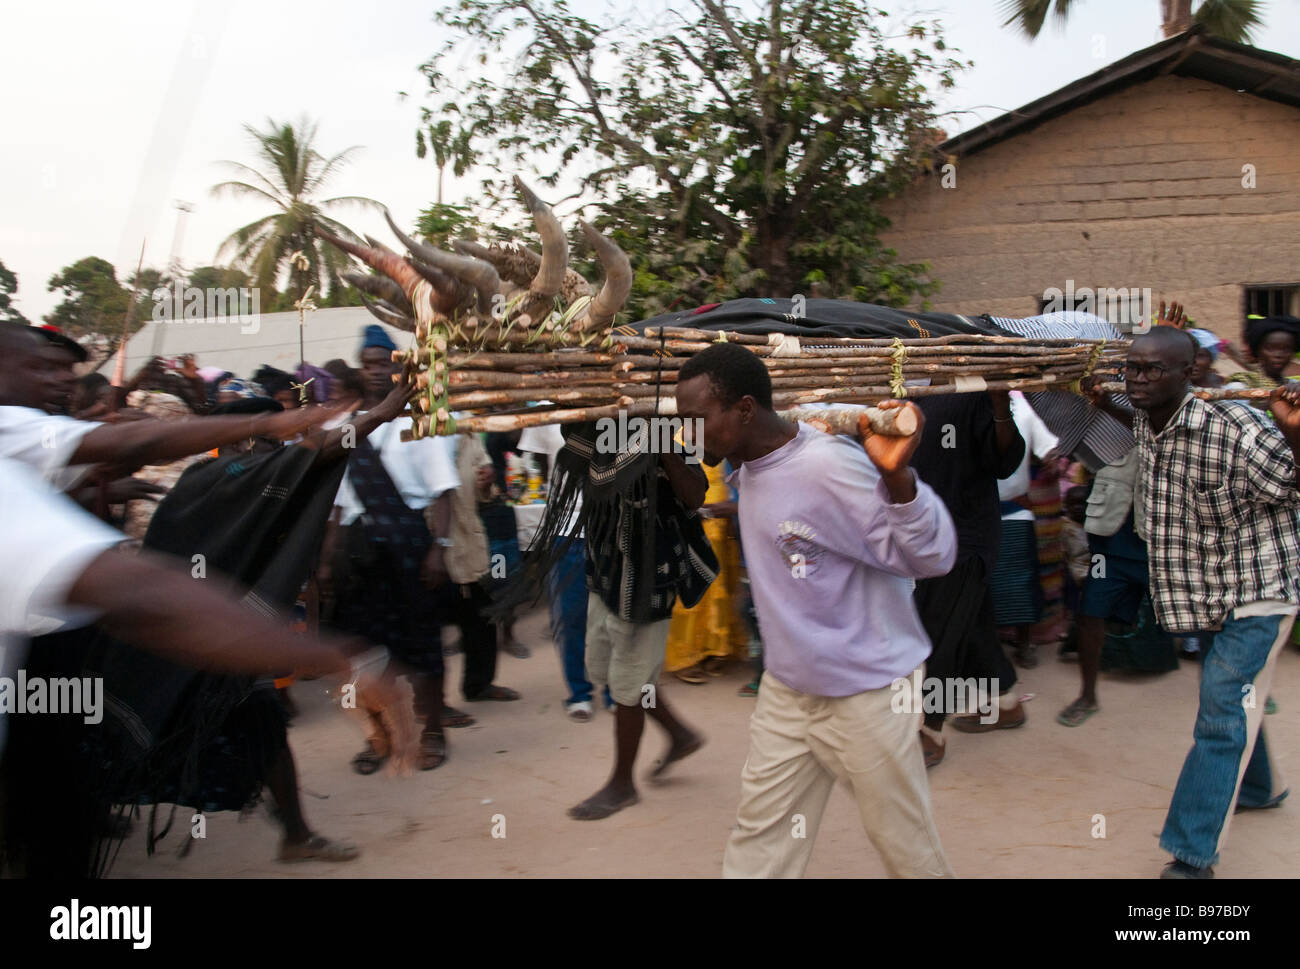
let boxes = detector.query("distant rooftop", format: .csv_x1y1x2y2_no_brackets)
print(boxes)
943,27,1300,158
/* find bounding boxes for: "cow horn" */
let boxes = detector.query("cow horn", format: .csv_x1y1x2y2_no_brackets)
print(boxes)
513,177,567,298
575,221,632,331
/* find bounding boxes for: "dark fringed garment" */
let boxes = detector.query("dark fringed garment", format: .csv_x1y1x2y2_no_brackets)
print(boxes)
498,421,719,625
4,444,345,877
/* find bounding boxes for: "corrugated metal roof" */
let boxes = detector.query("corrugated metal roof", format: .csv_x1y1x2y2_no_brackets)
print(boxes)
942,28,1300,159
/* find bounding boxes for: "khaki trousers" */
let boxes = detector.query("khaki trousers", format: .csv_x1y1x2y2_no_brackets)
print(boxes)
722,667,954,878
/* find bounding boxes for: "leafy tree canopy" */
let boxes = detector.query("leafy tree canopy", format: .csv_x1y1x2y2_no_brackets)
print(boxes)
417,0,967,316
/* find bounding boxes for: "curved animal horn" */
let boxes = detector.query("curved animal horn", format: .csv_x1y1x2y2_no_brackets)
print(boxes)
318,228,422,301
385,214,500,316
406,258,475,316
359,292,414,332
364,234,399,255
575,221,632,331
343,270,414,316
513,177,567,298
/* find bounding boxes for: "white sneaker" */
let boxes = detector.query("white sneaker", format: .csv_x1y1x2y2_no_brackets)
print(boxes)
567,701,593,722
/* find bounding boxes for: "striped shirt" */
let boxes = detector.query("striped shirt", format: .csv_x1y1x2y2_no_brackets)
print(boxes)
988,312,1135,469
1133,393,1300,633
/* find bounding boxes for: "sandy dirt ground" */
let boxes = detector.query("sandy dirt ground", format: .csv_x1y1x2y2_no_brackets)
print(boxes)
111,605,1300,878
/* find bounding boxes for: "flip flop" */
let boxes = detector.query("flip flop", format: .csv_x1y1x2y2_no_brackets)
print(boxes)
674,667,707,685
466,685,521,701
1057,700,1100,727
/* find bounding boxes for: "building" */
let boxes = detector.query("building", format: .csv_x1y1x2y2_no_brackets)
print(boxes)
95,306,405,380
878,28,1300,340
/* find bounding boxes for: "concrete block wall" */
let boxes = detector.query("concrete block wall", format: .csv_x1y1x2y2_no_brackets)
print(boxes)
879,75,1300,342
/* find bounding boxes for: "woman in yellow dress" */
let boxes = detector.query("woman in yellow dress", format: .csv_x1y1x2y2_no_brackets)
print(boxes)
664,460,748,682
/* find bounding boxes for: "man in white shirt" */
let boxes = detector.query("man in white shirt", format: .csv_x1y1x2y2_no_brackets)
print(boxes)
0,456,403,874
320,326,468,773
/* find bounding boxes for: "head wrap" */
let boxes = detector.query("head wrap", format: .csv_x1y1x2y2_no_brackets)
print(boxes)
217,377,267,399
361,324,397,353
1245,315,1300,356
1188,328,1220,360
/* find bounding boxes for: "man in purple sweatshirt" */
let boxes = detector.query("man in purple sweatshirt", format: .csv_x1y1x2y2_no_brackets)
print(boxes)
675,343,957,878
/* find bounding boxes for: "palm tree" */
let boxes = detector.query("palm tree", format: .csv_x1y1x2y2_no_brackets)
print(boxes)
212,117,380,301
1000,0,1265,44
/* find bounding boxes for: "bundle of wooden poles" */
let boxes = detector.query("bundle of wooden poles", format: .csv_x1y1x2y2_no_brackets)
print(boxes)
395,324,1129,437
323,177,1270,442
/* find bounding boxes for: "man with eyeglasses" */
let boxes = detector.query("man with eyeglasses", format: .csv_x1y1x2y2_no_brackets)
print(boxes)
1085,325,1300,878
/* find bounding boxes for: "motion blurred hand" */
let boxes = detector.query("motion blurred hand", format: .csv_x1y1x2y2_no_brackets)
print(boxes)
254,400,354,440
104,477,168,504
351,672,418,775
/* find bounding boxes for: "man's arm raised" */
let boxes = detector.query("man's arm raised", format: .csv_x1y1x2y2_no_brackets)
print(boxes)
69,400,352,468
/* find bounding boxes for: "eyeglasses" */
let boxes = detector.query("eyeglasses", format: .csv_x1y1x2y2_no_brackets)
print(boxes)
1123,362,1169,381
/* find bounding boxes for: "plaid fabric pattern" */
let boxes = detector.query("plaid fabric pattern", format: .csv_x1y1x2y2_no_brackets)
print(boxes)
1134,394,1300,633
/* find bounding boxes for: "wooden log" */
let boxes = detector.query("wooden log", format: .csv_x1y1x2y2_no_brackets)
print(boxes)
448,386,623,407
1097,381,1277,401
645,324,1123,350
783,405,918,437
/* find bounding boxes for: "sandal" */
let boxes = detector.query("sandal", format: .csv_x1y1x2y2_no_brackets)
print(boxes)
351,739,389,776
466,685,521,702
440,707,476,728
737,682,759,697
1056,699,1099,727
278,835,360,863
418,731,447,771
674,666,707,685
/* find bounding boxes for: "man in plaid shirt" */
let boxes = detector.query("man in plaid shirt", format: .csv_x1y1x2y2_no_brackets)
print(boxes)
1089,325,1300,878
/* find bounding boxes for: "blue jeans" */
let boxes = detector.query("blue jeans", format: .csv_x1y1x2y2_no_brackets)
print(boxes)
548,538,593,706
1160,611,1293,868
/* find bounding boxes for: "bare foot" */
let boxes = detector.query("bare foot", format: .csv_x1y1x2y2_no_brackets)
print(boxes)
567,784,640,820
650,730,705,779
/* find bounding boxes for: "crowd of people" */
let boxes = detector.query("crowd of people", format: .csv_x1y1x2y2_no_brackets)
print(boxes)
1,305,1298,880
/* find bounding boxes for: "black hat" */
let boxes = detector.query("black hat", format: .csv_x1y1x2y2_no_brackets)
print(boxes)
35,325,88,362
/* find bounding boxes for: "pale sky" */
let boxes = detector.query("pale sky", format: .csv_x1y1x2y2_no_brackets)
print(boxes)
3,0,1298,321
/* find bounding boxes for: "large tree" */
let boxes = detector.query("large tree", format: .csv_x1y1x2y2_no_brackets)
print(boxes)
1000,0,1266,43
212,117,381,303
0,259,30,325
416,0,965,314
44,257,135,339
